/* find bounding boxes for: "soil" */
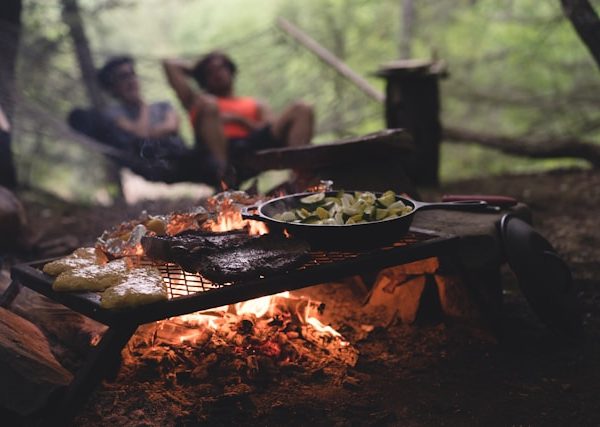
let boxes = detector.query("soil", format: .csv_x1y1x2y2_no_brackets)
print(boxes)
4,168,600,426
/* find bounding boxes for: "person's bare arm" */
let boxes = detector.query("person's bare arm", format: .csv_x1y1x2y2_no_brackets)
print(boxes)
162,58,196,110
220,111,260,131
147,108,179,138
256,100,274,125
115,102,151,137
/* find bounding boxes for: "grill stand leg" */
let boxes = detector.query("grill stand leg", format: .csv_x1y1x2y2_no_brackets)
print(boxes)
0,279,21,308
45,323,138,426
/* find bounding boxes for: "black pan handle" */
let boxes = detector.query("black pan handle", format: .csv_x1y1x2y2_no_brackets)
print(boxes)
413,200,497,212
240,205,263,221
442,194,517,207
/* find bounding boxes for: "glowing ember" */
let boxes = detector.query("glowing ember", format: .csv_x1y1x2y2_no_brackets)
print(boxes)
90,333,101,346
306,316,343,338
137,291,355,366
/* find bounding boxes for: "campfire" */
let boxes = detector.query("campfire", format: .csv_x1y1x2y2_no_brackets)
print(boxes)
3,188,473,425
118,191,358,385
123,291,358,386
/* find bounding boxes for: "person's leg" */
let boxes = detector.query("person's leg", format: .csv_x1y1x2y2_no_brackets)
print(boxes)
271,101,314,147
191,95,228,166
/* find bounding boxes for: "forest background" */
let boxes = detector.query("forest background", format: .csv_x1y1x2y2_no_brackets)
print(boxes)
9,0,600,202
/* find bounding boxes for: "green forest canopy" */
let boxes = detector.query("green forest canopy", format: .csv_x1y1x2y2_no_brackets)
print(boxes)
12,0,599,201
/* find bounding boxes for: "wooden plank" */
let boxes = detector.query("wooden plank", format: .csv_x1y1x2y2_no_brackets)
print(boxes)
239,129,414,171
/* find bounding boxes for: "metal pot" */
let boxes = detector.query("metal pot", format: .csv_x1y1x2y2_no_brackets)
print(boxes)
241,191,491,249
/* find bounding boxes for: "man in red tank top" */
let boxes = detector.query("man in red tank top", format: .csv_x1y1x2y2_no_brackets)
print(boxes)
163,51,314,180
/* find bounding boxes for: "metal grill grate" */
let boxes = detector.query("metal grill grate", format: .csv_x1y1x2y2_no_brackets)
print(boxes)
155,263,223,300
144,230,436,300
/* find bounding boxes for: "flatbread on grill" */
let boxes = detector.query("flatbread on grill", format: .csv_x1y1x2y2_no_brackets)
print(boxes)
43,247,100,276
52,258,131,292
187,235,310,283
100,267,167,309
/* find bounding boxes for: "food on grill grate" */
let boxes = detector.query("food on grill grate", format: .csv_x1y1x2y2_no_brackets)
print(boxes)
100,267,167,309
42,247,102,276
184,235,311,283
96,207,210,258
141,230,253,265
52,258,131,292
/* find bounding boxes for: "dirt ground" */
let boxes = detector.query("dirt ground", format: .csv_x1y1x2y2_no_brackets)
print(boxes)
5,167,600,426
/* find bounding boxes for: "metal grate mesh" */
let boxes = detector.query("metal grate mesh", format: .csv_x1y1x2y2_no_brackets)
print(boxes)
143,230,436,300
155,263,223,300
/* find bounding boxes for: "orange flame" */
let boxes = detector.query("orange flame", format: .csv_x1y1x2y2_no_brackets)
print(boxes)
205,197,268,235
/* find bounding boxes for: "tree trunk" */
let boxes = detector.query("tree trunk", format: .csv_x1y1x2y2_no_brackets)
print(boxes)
60,0,104,110
61,0,123,198
400,0,415,59
0,0,22,120
0,0,22,189
560,0,600,71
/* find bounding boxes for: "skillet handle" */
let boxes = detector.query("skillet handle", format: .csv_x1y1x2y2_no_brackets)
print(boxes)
415,200,497,212
240,205,263,221
442,194,518,207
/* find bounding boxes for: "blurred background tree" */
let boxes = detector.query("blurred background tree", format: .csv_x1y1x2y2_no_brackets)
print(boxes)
7,0,600,202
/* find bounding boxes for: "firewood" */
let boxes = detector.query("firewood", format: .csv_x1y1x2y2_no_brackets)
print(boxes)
0,307,73,418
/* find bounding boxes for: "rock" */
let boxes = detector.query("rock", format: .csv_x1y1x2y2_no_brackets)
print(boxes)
0,307,73,418
0,187,26,252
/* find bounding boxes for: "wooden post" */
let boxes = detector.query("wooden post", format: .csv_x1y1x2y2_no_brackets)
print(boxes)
375,59,446,187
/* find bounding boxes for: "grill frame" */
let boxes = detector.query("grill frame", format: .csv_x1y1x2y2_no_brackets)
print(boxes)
9,228,458,326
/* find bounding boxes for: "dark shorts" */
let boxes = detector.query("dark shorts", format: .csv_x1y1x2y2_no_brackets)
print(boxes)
228,125,282,161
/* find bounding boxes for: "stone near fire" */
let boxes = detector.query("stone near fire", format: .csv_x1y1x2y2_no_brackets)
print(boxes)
0,186,26,252
0,307,73,418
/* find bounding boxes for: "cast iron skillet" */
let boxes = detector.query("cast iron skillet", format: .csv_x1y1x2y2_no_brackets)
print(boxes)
241,191,492,249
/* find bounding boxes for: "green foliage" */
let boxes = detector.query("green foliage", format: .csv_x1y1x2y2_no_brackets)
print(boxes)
13,0,600,202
